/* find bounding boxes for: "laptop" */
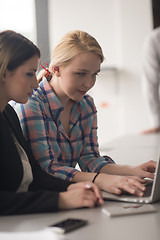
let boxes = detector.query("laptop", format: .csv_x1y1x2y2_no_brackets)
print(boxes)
102,159,160,204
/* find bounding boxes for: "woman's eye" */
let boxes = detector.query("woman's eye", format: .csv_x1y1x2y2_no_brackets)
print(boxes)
77,72,86,76
26,72,35,77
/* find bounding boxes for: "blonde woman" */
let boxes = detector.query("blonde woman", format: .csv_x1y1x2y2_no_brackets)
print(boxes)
14,30,156,196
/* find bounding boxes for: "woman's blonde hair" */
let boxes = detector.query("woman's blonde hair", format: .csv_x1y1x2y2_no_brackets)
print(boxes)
38,30,104,82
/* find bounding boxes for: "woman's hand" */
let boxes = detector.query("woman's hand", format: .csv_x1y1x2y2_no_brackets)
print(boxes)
130,160,157,179
141,127,160,134
58,182,104,210
95,173,146,196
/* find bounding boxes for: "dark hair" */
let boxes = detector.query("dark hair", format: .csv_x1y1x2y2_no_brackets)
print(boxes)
0,30,40,79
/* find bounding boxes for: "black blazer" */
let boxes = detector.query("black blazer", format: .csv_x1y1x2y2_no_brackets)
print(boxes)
0,104,70,215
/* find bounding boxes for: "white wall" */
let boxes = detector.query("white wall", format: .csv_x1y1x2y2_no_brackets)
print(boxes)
48,0,122,67
48,0,153,147
118,0,153,133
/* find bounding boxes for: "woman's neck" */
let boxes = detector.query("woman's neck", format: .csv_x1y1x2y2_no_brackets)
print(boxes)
0,87,8,112
0,100,7,112
49,77,71,108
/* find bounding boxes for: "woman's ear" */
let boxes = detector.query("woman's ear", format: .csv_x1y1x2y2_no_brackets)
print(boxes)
52,66,60,77
1,70,8,83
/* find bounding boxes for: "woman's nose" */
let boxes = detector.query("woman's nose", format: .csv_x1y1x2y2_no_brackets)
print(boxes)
32,77,38,89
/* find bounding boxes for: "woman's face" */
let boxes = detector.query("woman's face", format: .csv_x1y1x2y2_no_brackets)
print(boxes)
55,52,101,102
3,55,39,104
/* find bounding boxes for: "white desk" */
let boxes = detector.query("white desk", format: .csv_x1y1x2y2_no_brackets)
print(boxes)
100,133,160,165
0,202,160,240
101,133,160,148
1,133,160,240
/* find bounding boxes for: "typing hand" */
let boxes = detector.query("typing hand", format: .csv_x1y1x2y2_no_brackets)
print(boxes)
94,173,146,196
131,160,157,179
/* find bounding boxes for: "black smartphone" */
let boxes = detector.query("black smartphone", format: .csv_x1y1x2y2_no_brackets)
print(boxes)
48,218,88,233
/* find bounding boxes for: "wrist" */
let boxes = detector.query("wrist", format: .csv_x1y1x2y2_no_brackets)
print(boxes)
58,192,65,209
92,172,100,183
58,192,69,210
124,165,134,176
92,172,104,189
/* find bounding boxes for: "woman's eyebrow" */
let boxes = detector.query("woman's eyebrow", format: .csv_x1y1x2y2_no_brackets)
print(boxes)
28,68,37,72
77,69,89,72
77,69,101,73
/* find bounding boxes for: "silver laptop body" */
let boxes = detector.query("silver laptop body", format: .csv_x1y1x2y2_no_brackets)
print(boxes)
102,159,160,204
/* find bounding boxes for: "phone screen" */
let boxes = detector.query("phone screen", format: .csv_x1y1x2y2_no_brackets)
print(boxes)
48,218,88,233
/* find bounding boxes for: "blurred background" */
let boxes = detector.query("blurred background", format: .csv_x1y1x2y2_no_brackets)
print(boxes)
0,0,159,149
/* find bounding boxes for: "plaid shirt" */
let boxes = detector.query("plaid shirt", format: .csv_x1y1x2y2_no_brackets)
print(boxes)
13,77,114,181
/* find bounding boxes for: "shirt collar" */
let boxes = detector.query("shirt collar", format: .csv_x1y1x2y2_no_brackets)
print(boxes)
39,77,63,118
38,77,83,121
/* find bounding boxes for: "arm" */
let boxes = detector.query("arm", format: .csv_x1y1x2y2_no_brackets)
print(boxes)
142,31,160,131
0,190,60,215
99,160,156,179
78,97,115,173
0,182,103,215
71,97,150,195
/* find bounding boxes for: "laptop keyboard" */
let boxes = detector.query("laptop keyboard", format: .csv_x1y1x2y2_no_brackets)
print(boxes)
143,181,153,197
121,180,153,197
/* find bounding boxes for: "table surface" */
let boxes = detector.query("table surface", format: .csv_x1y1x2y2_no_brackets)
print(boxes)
1,133,160,240
101,133,160,148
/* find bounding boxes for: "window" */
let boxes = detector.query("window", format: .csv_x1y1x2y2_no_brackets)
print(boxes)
0,0,36,42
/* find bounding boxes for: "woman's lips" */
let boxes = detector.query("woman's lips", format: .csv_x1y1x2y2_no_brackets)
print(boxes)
77,90,87,95
28,92,33,97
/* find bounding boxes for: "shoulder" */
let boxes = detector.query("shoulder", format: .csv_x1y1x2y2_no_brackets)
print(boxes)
4,104,20,124
25,78,49,106
14,91,45,115
145,28,160,47
26,78,52,110
151,27,160,39
3,104,23,137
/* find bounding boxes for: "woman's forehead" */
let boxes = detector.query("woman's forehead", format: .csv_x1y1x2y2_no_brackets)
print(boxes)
68,52,101,71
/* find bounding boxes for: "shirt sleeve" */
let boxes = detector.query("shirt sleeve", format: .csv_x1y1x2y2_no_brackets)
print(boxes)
142,31,160,128
0,190,60,215
14,99,79,181
78,98,115,173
